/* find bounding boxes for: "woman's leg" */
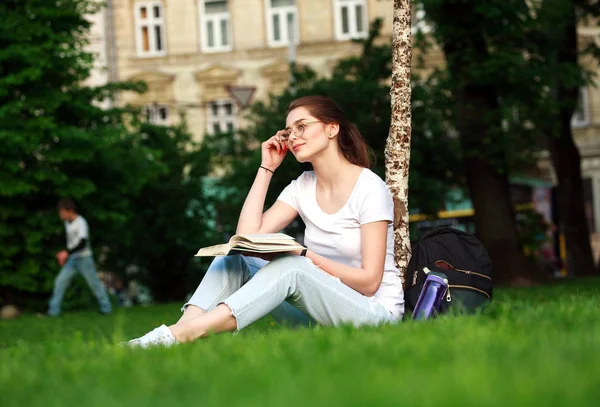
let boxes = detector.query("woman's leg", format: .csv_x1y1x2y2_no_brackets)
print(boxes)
169,255,394,343
178,254,258,320
177,305,206,324
128,255,317,347
127,255,254,347
177,255,313,327
268,300,313,328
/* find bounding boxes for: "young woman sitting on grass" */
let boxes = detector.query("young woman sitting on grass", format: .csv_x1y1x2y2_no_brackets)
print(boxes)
128,95,405,347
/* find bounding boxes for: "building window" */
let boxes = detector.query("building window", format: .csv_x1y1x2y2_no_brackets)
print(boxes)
572,88,590,128
200,0,232,53
265,0,299,48
144,104,170,125
334,0,368,41
135,2,166,57
207,100,236,134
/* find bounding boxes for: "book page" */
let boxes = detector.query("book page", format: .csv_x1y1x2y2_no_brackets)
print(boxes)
195,234,304,257
232,241,303,251
195,243,232,257
231,233,295,244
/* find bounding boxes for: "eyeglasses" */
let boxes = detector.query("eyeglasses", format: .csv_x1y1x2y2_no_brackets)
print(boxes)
280,121,322,141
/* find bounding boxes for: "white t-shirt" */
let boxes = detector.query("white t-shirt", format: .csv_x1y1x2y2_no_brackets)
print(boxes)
277,169,405,318
65,215,92,258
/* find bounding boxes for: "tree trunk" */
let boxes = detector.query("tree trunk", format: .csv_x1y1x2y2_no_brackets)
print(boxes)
546,0,596,276
456,86,543,285
465,157,539,284
385,0,412,287
547,127,596,276
431,1,545,285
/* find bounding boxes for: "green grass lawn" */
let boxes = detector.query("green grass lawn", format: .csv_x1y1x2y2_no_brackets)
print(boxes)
1,277,599,407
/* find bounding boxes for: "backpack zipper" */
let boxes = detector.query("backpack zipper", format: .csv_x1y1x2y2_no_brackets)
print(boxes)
448,284,491,299
434,260,492,281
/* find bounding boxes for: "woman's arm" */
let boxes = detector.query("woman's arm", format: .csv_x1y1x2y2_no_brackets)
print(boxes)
235,170,298,234
236,131,298,234
304,221,388,297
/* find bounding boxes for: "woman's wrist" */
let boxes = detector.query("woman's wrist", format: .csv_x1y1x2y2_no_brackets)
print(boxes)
259,165,275,174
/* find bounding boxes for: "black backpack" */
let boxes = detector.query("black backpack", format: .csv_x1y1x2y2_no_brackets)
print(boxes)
405,227,493,314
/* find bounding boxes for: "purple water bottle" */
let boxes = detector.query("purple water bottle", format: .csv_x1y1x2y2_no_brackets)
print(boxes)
412,268,449,320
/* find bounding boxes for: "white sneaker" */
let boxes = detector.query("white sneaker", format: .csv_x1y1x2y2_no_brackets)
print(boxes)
127,324,178,348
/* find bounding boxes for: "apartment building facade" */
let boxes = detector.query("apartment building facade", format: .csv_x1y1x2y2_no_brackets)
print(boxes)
89,0,394,140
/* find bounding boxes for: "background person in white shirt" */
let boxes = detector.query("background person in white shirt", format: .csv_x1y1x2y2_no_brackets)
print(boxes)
128,95,404,347
47,199,112,316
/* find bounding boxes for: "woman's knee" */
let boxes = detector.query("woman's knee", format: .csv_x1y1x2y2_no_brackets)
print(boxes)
257,255,309,277
206,254,246,273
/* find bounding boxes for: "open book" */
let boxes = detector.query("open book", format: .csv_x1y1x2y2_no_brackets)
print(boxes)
195,233,305,257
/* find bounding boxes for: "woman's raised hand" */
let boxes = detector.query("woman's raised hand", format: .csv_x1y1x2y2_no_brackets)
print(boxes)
260,130,288,172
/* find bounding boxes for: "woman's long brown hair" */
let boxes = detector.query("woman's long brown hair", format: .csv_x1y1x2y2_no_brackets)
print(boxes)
287,96,373,168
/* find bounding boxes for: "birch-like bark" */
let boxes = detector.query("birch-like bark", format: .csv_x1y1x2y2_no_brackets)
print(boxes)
385,0,412,286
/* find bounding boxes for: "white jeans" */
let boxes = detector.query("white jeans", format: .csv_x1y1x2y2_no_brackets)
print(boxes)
183,254,396,331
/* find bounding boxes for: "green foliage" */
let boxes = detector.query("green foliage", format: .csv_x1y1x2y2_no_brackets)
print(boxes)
416,0,547,172
97,121,216,301
412,0,600,281
0,0,143,301
531,0,599,132
516,208,553,256
0,0,213,305
202,19,462,235
416,0,599,168
1,278,600,406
